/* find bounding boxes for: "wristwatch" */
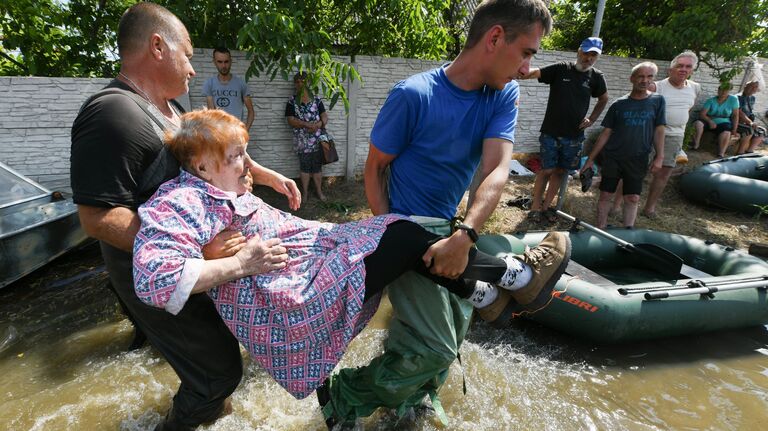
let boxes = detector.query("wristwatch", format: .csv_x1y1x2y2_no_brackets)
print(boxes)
455,223,479,243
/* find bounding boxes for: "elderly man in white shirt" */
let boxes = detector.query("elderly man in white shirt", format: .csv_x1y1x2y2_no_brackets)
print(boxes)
643,50,701,218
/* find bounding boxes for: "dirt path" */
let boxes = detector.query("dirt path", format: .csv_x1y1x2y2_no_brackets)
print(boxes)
258,148,768,251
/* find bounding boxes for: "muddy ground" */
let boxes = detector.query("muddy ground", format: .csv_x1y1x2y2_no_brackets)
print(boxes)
257,147,768,252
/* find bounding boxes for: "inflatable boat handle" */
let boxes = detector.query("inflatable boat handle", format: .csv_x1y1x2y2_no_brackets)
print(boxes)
704,153,762,165
644,279,768,300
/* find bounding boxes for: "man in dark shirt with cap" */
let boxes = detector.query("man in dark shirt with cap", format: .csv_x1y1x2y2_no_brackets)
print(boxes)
520,37,609,224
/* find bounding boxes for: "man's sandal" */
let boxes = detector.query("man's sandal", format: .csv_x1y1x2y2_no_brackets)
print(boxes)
526,210,543,224
543,208,559,224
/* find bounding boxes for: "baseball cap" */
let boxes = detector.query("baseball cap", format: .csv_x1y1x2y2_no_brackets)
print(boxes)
580,37,603,54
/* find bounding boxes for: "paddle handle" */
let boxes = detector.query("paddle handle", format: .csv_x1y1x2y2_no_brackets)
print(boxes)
554,210,633,248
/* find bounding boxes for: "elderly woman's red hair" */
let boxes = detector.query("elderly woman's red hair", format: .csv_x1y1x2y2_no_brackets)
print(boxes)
165,109,249,171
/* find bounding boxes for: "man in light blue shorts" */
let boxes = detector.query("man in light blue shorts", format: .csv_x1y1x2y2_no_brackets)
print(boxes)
520,37,609,224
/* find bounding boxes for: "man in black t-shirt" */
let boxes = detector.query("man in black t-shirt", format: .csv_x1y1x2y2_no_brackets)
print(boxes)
70,3,299,429
519,37,609,224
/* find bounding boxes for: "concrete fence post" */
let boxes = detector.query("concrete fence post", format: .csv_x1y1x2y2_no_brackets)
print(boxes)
345,63,360,181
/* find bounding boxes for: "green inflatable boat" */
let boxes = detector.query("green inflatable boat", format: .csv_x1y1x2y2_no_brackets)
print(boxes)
477,227,768,343
679,153,768,214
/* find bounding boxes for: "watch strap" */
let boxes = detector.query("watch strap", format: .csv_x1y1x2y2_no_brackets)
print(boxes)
455,222,478,243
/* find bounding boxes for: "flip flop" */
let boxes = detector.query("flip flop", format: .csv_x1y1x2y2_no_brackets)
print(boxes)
544,208,559,224
579,169,594,192
526,210,543,224
506,195,532,210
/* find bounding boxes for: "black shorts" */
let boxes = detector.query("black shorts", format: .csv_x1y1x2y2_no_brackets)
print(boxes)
599,153,649,195
298,150,323,173
705,121,732,135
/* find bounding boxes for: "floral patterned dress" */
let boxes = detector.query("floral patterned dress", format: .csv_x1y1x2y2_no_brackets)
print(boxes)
133,171,404,398
287,95,324,154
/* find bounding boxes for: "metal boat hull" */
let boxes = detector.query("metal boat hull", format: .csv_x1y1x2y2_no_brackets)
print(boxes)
0,162,89,288
0,195,88,288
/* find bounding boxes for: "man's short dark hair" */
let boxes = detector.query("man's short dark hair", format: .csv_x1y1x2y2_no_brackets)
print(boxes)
293,71,308,82
465,0,552,49
117,2,183,56
213,47,231,58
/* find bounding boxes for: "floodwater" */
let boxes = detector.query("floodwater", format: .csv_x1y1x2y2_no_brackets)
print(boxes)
2,244,768,430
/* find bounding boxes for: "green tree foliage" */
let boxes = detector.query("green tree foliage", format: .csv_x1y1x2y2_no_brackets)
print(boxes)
546,0,768,82
183,0,465,111
161,0,256,50
2,0,467,111
0,0,133,76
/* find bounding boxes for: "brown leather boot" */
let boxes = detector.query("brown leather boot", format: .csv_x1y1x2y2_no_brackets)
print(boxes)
506,232,570,316
476,288,516,328
477,233,570,327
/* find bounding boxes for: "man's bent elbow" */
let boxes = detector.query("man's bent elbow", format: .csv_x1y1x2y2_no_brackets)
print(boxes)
77,206,103,238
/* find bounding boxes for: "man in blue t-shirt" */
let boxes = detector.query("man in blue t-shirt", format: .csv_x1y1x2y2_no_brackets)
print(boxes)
202,47,255,129
581,62,666,229
317,1,571,429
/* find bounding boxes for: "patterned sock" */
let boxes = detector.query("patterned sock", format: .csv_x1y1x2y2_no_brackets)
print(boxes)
497,254,533,291
470,281,499,308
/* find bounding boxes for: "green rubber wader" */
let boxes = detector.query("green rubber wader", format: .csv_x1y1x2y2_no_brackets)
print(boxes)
326,218,472,424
